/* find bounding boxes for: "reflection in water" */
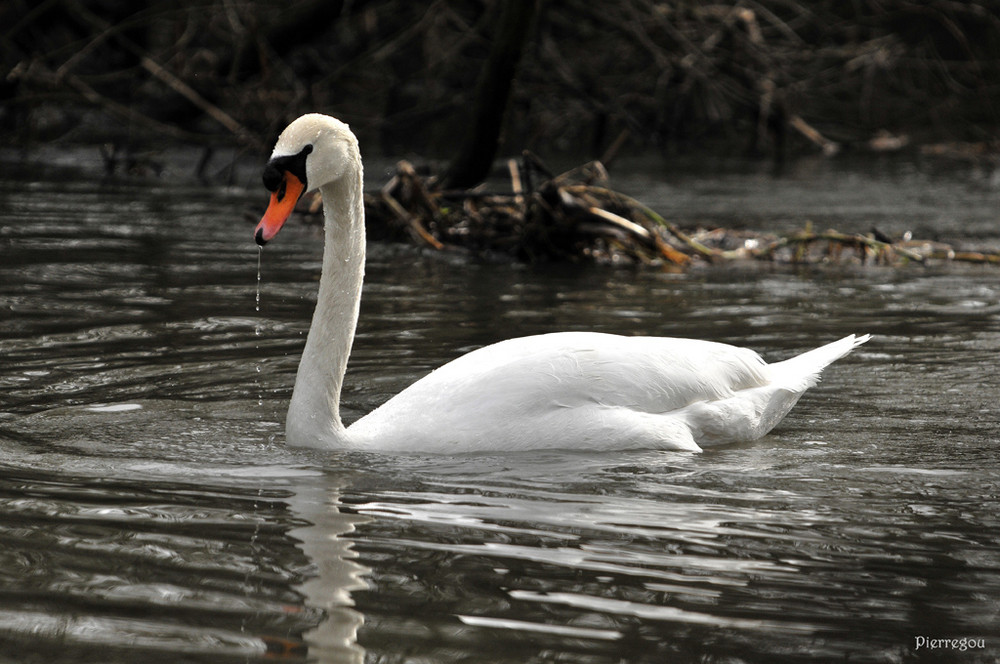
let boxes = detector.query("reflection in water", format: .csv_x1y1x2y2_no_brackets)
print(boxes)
343,450,1000,663
1,163,999,662
286,475,370,663
0,411,373,662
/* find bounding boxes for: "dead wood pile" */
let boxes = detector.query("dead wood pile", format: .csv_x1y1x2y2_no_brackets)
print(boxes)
302,156,1000,269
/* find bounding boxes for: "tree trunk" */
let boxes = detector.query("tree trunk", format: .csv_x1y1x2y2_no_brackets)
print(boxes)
442,0,538,190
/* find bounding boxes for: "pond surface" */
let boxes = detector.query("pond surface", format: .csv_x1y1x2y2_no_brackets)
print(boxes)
1,155,999,663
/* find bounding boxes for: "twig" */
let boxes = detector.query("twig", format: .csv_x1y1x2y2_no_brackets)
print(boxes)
599,128,631,169
758,229,927,263
586,207,690,265
578,186,719,260
379,191,444,250
507,158,524,207
137,56,262,148
788,115,840,156
953,251,1000,264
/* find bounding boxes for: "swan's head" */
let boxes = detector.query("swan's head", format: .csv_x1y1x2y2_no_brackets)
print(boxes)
254,113,360,246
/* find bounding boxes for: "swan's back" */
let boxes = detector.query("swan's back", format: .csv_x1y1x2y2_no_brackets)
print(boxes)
400,332,768,411
345,332,865,453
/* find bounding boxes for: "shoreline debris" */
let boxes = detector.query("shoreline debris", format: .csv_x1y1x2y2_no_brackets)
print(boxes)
300,156,1000,268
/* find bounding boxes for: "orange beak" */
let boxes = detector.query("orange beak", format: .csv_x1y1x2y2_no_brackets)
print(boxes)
254,172,306,246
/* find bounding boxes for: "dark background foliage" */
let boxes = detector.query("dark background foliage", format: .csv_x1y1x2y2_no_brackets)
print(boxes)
5,0,1000,170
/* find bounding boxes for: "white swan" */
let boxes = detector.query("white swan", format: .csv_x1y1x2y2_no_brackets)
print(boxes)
254,113,869,453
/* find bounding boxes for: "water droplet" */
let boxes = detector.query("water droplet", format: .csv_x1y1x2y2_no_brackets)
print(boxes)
255,247,264,409
255,246,263,313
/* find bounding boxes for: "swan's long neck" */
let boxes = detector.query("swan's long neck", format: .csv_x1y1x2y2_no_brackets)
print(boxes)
286,165,365,446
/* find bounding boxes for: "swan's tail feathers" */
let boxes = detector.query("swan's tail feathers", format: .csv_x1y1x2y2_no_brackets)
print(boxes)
770,334,871,393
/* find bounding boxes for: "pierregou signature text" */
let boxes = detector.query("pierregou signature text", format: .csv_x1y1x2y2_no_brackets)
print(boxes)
914,636,985,652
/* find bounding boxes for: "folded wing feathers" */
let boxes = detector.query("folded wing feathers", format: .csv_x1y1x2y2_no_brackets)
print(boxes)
371,332,867,432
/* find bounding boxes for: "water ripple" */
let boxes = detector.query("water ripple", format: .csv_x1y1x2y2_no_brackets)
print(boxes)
3,171,1000,663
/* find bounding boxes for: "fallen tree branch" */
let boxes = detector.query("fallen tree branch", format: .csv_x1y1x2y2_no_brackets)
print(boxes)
756,228,927,264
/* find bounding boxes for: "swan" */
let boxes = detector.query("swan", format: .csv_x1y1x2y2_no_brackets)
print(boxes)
253,113,869,453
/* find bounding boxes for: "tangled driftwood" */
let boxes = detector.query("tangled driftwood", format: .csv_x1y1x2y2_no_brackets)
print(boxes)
300,156,1000,268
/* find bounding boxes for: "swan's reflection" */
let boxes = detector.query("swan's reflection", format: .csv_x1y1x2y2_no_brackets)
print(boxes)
287,473,371,663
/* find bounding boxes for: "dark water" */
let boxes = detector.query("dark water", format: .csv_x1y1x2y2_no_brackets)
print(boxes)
1,156,999,663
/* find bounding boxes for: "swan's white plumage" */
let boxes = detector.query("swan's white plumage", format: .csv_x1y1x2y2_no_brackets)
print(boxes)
348,332,869,453
255,114,870,454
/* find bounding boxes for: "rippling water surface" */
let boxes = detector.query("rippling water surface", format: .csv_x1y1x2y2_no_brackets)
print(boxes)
1,157,999,663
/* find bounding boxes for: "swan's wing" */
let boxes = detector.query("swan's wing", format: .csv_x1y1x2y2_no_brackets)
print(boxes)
443,332,770,412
